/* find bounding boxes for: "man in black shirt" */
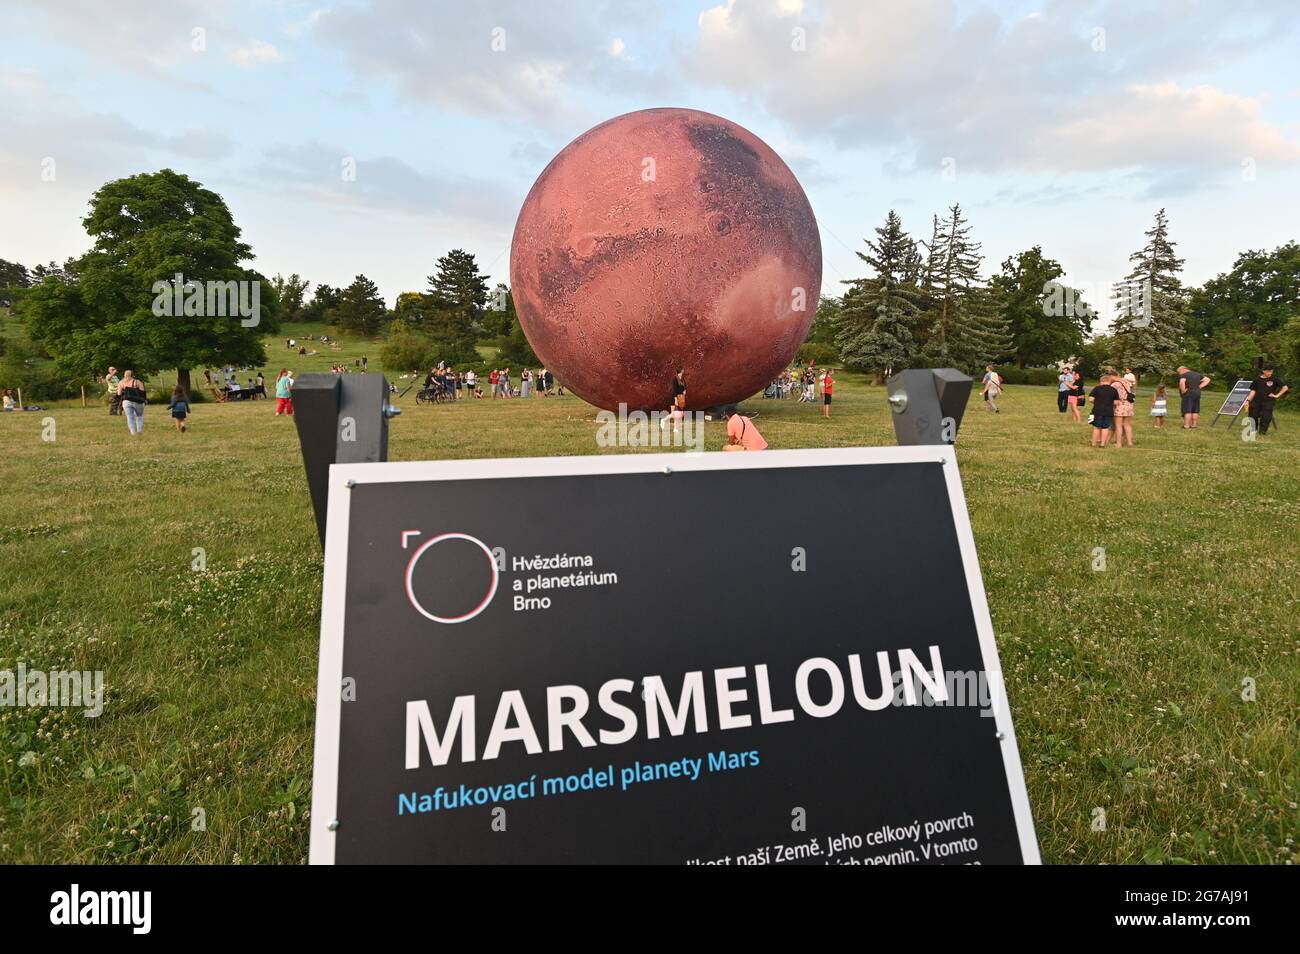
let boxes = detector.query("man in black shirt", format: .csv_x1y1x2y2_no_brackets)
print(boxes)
1089,375,1119,447
1246,365,1288,435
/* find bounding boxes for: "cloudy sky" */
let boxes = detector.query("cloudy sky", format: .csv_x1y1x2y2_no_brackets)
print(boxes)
2,0,1298,323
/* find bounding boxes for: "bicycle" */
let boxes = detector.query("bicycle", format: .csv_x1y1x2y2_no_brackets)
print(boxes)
415,384,449,405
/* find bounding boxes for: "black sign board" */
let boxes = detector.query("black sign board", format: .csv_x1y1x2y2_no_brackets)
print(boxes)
310,447,1039,864
1212,379,1255,425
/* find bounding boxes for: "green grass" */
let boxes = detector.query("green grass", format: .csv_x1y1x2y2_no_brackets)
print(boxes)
0,369,1296,864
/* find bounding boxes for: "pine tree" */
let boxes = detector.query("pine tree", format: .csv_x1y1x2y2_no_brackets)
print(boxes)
327,274,387,337
923,204,1012,370
835,210,922,381
1110,208,1186,375
427,249,489,337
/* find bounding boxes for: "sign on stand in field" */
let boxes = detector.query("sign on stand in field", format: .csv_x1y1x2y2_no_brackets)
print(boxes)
1211,379,1256,427
309,446,1040,865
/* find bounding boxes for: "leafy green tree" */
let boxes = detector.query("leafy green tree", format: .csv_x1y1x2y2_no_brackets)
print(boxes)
1188,241,1300,379
990,246,1091,366
302,283,342,323
379,318,436,374
495,313,540,368
922,204,1012,371
270,273,310,322
836,210,922,381
483,283,516,338
1110,208,1186,376
326,275,387,337
393,291,432,328
22,169,276,395
0,259,29,288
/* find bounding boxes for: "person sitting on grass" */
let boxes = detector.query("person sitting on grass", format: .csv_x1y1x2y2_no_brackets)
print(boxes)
2,388,15,411
723,405,768,451
169,385,190,432
1089,374,1119,448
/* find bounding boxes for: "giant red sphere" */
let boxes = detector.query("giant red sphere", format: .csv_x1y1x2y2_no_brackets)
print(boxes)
510,108,821,411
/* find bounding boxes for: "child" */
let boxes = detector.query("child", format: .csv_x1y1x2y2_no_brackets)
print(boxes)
1088,374,1119,447
1150,384,1167,427
169,386,191,432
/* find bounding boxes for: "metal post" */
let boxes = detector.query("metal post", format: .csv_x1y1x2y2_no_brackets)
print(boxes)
885,368,972,445
293,374,398,546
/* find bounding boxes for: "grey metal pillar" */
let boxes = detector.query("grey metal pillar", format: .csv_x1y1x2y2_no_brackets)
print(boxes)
293,373,398,546
885,369,972,445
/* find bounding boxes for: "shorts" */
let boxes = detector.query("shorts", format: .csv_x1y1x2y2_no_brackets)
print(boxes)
1067,395,1080,406
823,393,832,405
1092,414,1114,430
1180,393,1200,415
171,411,187,420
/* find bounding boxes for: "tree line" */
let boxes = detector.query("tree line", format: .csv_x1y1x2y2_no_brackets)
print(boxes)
0,169,537,399
3,169,1296,399
807,205,1300,386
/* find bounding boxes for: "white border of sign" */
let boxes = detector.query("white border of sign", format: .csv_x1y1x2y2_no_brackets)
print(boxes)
1214,379,1255,418
309,445,1042,865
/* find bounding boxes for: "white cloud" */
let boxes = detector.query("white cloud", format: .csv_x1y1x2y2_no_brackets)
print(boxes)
228,39,285,68
682,0,1300,191
313,0,670,132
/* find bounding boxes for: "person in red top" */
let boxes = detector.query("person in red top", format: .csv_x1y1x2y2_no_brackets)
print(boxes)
489,368,499,398
723,405,768,451
822,369,834,418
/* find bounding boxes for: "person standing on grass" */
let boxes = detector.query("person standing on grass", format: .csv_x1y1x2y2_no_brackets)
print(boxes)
1068,369,1084,423
822,369,834,418
1057,365,1072,413
662,368,687,433
1245,364,1288,436
1177,365,1211,429
117,370,147,435
1150,384,1168,427
981,365,1002,413
1112,372,1135,447
169,385,190,432
489,368,499,398
1088,374,1119,447
275,368,294,416
105,366,121,416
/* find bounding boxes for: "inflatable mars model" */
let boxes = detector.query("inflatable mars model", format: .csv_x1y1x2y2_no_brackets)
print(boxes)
510,108,822,411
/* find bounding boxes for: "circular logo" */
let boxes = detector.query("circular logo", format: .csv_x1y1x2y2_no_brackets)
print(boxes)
404,532,499,624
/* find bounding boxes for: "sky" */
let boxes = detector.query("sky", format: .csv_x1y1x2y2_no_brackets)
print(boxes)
2,0,1299,328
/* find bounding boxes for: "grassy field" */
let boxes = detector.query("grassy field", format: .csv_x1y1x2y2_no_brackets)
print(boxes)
0,345,1296,864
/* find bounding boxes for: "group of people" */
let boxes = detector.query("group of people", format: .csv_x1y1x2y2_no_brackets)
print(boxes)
328,357,367,374
96,364,298,434
201,366,267,402
416,365,562,401
764,362,835,417
1053,361,1289,446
